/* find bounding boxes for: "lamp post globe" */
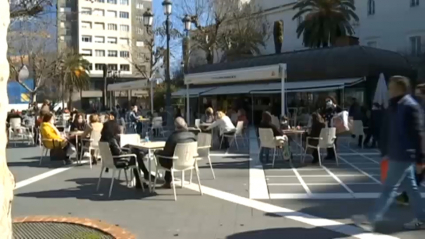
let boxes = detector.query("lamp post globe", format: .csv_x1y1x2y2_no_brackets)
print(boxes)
162,0,172,15
18,65,29,81
182,14,191,31
143,8,153,27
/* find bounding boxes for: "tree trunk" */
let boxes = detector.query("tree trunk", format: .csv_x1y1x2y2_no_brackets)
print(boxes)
0,2,16,239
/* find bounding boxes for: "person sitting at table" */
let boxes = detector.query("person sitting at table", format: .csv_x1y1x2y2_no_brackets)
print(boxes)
100,111,153,188
129,105,141,134
155,117,197,189
40,112,74,164
237,109,249,127
258,111,284,163
70,113,87,131
305,113,326,164
80,114,104,165
201,107,214,123
206,111,235,149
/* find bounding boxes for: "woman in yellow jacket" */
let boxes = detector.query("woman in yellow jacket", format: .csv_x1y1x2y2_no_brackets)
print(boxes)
40,112,73,164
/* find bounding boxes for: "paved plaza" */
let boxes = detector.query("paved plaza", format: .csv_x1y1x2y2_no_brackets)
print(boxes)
8,129,425,239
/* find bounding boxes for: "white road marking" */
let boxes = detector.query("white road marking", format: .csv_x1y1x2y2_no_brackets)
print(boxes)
322,165,354,194
268,182,379,186
266,174,380,178
338,155,381,184
268,193,425,200
248,127,269,199
292,166,312,195
182,182,400,239
339,144,380,164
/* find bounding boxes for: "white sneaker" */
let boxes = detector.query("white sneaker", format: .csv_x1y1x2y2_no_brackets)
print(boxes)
403,218,425,230
352,214,375,232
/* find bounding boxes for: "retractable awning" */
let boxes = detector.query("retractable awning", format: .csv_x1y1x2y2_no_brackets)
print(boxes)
172,87,216,98
199,77,364,95
107,79,148,91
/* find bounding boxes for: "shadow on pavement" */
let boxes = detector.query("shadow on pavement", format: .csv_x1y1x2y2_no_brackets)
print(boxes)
7,160,63,169
199,161,249,170
226,227,349,239
14,178,168,201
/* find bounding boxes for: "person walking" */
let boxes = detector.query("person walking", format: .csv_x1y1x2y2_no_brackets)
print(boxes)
352,76,425,231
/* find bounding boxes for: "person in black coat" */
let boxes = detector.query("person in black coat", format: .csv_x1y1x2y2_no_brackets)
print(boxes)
321,96,342,160
155,117,197,188
258,111,283,163
306,113,326,164
364,103,382,148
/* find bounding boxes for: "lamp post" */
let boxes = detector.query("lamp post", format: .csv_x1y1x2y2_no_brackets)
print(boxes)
182,15,191,123
19,65,30,105
107,70,120,108
142,8,154,115
162,0,172,128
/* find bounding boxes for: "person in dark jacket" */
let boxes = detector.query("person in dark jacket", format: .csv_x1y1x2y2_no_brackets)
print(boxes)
364,103,382,148
306,113,326,164
155,117,197,188
321,96,342,160
353,76,425,231
100,111,153,188
258,111,283,163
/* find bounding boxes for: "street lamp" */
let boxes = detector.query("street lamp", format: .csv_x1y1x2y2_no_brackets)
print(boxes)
108,70,121,108
142,8,153,28
18,65,29,82
182,15,192,32
162,0,172,128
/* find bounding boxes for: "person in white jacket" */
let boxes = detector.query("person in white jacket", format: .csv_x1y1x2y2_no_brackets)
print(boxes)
207,111,236,148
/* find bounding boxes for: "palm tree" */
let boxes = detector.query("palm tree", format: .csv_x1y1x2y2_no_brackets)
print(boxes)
59,50,91,108
292,0,359,48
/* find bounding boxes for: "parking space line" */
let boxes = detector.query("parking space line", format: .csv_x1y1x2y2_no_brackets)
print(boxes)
339,144,380,164
338,155,381,184
267,174,379,178
322,166,354,194
268,192,425,200
291,165,312,195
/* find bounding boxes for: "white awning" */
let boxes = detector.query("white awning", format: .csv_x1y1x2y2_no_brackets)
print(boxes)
172,87,216,98
200,77,364,95
107,79,149,91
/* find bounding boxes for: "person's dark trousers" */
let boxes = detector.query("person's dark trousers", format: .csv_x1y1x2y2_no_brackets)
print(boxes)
399,169,425,202
326,138,337,159
371,128,379,148
136,122,143,134
70,138,82,160
130,148,153,187
33,127,39,145
221,131,235,149
259,148,270,163
362,128,373,147
157,157,173,183
311,149,319,163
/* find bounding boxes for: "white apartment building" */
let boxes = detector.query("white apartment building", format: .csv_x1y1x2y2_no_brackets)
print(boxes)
191,0,425,65
58,0,152,77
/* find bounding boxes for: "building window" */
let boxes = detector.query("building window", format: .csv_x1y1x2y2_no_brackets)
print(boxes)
93,9,105,16
106,10,117,18
107,23,117,31
95,0,105,3
366,41,377,48
367,0,375,15
136,41,144,47
107,37,117,44
95,64,104,70
136,2,143,9
82,35,92,42
411,0,420,7
107,0,117,4
120,0,129,5
120,51,130,58
119,38,129,45
137,52,146,59
119,11,129,19
94,36,105,43
410,36,422,56
81,49,92,56
81,8,91,15
120,64,130,71
95,50,105,57
108,64,118,70
120,24,129,32
81,21,92,29
94,22,105,30
108,50,118,57
87,64,93,71
136,28,143,35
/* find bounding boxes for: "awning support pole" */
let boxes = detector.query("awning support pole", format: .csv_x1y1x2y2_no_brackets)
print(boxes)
186,84,190,123
150,80,154,115
251,93,254,126
280,64,286,117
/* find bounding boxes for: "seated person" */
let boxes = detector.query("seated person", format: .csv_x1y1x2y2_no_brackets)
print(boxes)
100,111,152,188
201,107,215,124
305,113,326,164
70,113,87,131
206,111,235,149
80,114,104,165
258,111,284,163
40,112,73,164
155,117,197,189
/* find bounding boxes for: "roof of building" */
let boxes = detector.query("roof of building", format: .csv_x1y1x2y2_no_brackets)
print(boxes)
189,45,415,81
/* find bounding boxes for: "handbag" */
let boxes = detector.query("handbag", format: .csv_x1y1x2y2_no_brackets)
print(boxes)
49,140,67,161
380,158,389,183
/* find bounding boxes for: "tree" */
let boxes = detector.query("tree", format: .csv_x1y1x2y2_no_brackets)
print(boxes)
181,0,268,65
9,0,52,19
292,0,359,48
59,50,91,109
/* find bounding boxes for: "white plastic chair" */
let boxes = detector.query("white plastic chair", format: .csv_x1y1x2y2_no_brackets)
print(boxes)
150,117,166,137
154,142,202,201
191,133,215,181
9,118,33,145
259,128,285,167
195,119,201,128
97,142,144,197
80,130,102,168
351,120,365,148
220,121,244,150
39,138,52,166
302,127,338,166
